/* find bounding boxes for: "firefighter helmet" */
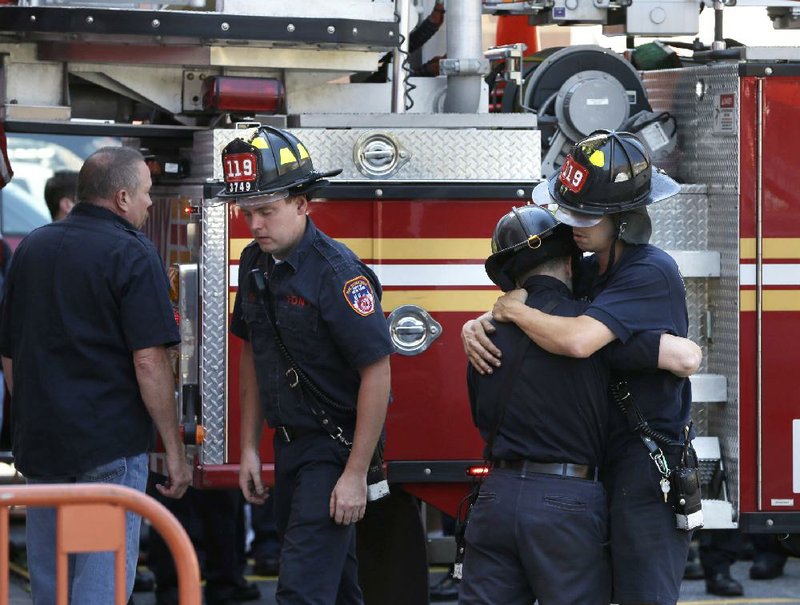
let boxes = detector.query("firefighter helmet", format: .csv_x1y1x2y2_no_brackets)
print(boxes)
217,126,341,202
532,130,680,228
485,204,578,292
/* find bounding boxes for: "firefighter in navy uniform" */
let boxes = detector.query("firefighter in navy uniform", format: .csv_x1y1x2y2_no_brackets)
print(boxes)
222,126,393,605
464,131,698,605
460,204,700,605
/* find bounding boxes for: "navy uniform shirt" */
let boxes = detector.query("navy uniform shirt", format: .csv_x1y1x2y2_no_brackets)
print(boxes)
467,275,662,466
231,218,394,433
579,244,692,444
0,203,180,478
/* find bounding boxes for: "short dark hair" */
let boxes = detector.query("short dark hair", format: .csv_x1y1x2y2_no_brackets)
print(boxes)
507,252,569,284
77,146,145,205
44,171,79,219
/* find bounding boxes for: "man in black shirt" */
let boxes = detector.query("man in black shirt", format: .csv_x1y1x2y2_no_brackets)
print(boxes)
0,146,191,605
459,205,700,605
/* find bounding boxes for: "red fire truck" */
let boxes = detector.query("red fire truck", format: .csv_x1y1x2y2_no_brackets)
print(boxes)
1,0,799,587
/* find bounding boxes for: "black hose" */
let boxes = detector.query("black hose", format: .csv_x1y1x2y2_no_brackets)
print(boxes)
692,48,742,63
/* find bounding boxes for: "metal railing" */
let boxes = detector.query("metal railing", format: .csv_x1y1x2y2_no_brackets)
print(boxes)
0,483,201,605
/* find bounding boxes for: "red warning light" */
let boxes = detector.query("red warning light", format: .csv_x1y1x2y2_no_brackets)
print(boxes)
201,76,284,114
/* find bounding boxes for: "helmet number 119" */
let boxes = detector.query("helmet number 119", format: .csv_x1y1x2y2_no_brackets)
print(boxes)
559,155,587,193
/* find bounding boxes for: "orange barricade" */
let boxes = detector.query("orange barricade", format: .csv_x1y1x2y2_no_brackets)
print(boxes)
0,483,201,605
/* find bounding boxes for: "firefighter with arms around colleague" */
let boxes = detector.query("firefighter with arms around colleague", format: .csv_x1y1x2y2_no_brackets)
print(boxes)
459,202,701,605
462,130,701,605
222,126,393,605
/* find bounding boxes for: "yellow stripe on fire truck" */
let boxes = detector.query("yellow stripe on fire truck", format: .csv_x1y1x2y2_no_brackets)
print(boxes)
232,238,800,263
740,238,800,260
230,238,493,261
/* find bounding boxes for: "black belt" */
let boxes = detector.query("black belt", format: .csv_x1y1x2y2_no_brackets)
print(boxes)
494,460,597,481
274,425,320,443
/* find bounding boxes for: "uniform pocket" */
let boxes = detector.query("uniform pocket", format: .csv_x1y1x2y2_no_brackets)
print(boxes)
242,301,268,326
475,490,497,503
242,301,272,356
277,299,320,363
543,493,587,513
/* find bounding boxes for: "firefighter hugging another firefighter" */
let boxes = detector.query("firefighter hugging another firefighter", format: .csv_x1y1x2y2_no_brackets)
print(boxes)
460,130,704,605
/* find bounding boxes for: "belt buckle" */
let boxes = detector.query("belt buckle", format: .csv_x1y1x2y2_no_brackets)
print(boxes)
277,426,292,443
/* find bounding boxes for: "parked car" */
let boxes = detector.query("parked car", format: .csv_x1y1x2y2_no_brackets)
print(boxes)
1,180,52,250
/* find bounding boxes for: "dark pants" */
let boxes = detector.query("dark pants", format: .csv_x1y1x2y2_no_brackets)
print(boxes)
273,431,362,605
148,478,244,605
604,441,693,605
751,533,788,568
699,529,741,577
250,498,281,561
356,488,429,605
458,468,610,605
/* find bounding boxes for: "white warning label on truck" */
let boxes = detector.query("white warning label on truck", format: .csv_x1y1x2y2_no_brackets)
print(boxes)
640,122,670,153
713,93,736,135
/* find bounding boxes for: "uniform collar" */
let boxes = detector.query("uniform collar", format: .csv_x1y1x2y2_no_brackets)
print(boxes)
68,202,138,231
279,216,318,273
591,243,646,291
521,274,571,298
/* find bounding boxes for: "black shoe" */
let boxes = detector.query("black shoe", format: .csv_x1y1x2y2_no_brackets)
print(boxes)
232,578,261,602
706,573,744,596
739,538,755,560
430,574,459,602
252,557,280,577
750,559,785,580
683,559,704,580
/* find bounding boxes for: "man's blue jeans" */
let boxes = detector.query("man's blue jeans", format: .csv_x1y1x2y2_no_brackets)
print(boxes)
25,453,149,605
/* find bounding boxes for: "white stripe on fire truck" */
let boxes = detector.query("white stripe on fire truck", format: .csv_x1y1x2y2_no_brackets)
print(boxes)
230,258,800,288
228,261,800,310
740,264,800,286
228,264,494,288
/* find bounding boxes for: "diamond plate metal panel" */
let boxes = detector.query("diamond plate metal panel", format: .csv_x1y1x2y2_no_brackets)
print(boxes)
650,185,710,434
648,184,708,251
200,201,228,465
208,127,541,182
645,64,741,517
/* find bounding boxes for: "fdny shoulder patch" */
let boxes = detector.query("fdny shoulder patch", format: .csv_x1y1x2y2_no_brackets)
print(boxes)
343,275,376,317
